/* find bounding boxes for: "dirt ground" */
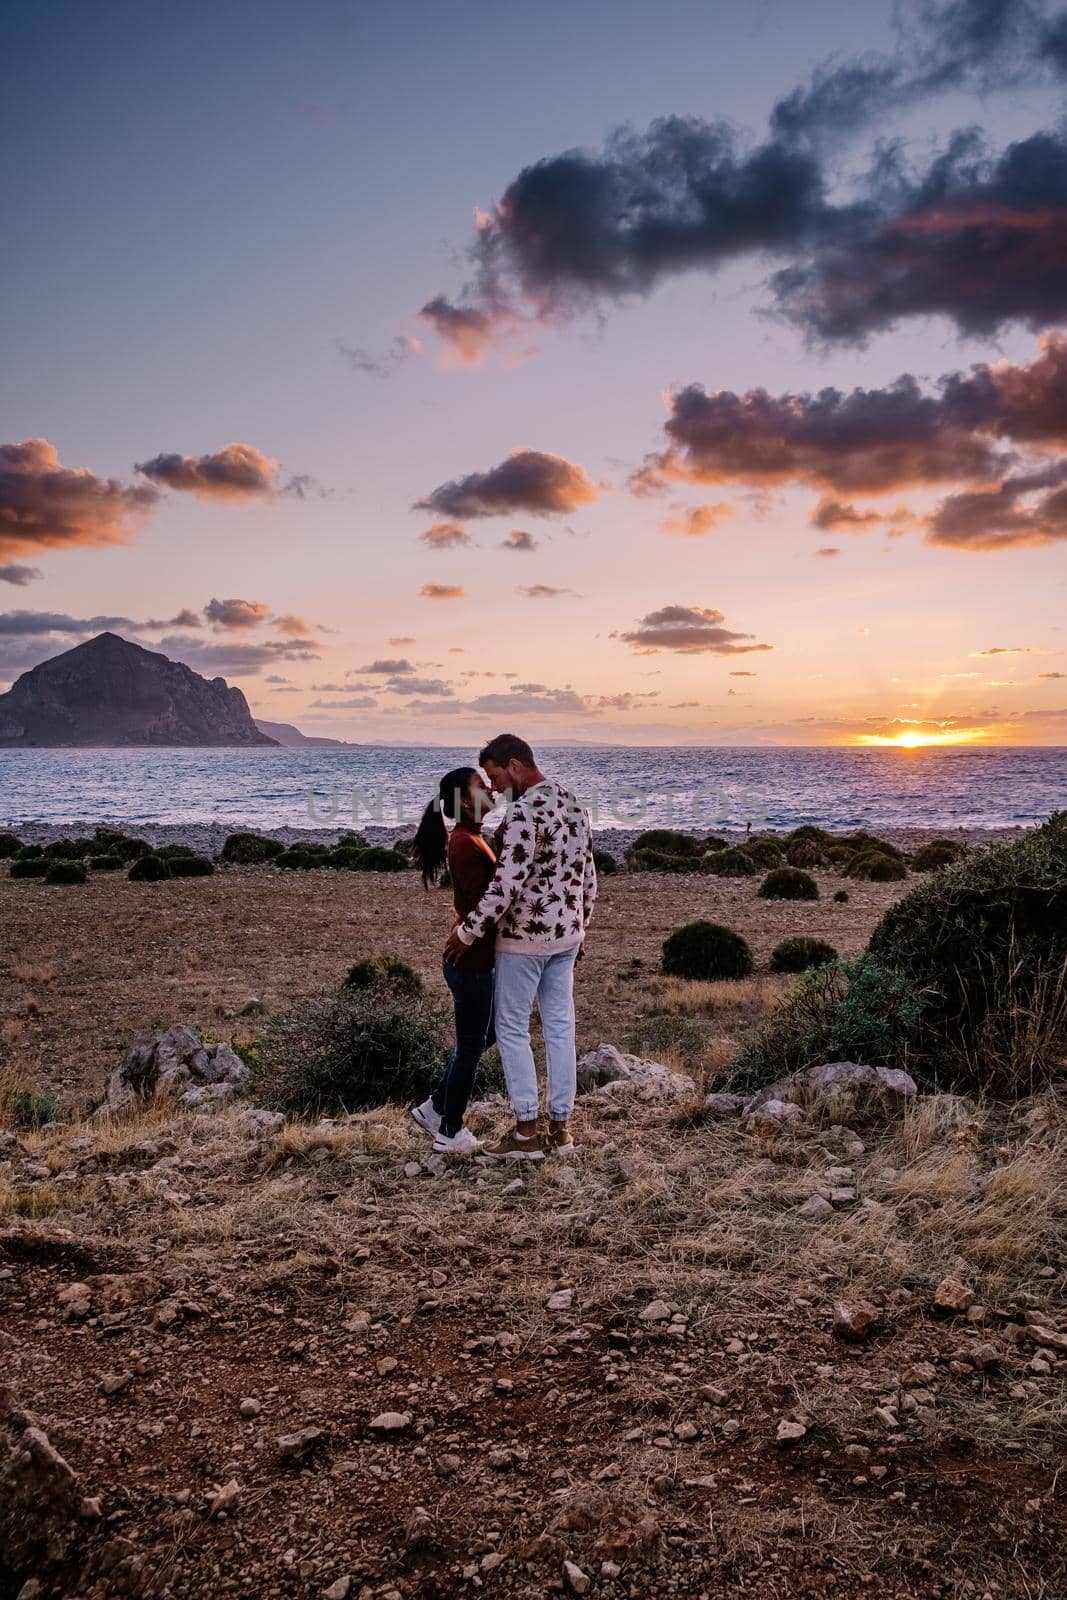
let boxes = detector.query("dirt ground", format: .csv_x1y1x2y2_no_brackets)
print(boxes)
0,864,907,1110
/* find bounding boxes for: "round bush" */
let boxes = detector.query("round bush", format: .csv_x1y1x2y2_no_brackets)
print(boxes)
337,830,369,851
825,843,856,866
592,849,617,876
833,889,849,903
15,844,44,860
168,854,215,877
328,847,367,870
912,840,968,872
662,920,754,981
703,847,757,878
255,984,446,1115
344,954,424,999
758,867,819,901
627,1011,705,1060
841,830,903,861
744,836,784,868
703,835,729,852
113,836,152,862
44,860,87,886
43,837,94,860
786,838,824,869
844,851,907,882
275,848,323,870
627,829,704,862
157,843,197,860
786,825,832,846
89,854,124,872
128,855,173,882
9,857,47,878
770,936,839,974
220,832,286,865
353,846,409,872
629,848,699,873
0,832,22,859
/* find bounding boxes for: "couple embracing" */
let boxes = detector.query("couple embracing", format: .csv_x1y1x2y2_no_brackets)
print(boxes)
410,733,597,1160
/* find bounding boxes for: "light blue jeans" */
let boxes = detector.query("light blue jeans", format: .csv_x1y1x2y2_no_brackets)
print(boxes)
493,945,580,1122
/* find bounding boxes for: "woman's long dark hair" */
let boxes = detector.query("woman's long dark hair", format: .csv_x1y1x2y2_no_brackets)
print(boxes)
412,765,479,889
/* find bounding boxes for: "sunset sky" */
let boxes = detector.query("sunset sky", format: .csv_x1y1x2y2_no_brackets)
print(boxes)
3,0,1067,747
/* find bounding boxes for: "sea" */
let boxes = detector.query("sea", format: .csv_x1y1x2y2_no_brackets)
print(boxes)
0,744,1064,836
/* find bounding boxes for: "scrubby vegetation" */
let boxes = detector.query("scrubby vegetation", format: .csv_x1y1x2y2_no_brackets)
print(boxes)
785,838,824,868
627,829,704,860
168,854,216,877
14,844,43,861
770,935,839,973
703,847,757,877
344,954,424,999
662,919,753,981
758,866,819,901
626,1010,705,1060
256,980,445,1115
912,838,968,872
592,848,617,876
0,832,22,858
9,858,47,879
734,813,1067,1097
43,861,88,886
88,854,124,872
845,850,908,882
220,831,286,865
627,848,699,873
833,888,849,903
128,855,173,882
743,835,784,867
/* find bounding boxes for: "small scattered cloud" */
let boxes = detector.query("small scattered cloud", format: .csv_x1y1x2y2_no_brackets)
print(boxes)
416,448,597,520
814,546,841,557
420,583,465,600
135,443,277,499
264,674,293,685
617,603,773,656
309,695,378,710
389,636,416,645
386,676,454,697
337,333,421,379
500,528,538,551
417,296,499,366
356,658,415,675
420,521,470,549
272,613,313,637
969,645,1042,657
0,438,158,559
155,633,321,676
659,501,734,537
0,562,41,586
204,597,272,631
518,583,571,599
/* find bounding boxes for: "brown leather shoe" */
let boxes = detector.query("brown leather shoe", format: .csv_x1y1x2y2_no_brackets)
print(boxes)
484,1127,545,1162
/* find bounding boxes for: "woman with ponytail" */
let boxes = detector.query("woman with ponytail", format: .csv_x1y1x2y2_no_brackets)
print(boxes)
410,765,497,1154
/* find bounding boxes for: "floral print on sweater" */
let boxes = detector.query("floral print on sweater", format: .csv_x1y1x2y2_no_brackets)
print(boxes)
455,779,597,955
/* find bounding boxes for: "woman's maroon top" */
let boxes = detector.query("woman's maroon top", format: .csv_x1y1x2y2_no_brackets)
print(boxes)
445,821,496,971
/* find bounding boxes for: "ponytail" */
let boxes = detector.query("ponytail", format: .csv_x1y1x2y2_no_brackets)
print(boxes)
412,764,479,889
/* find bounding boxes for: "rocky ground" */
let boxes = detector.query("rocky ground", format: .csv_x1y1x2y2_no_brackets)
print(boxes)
1,1070,1064,1599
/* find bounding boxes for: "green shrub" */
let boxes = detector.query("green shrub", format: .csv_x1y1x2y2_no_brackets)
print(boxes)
628,848,699,873
157,843,196,859
0,1082,58,1129
0,832,22,859
703,835,729,852
220,832,286,865
833,889,849,903
662,920,753,981
734,813,1067,1096
43,837,94,859
844,850,907,882
912,839,968,872
627,829,704,862
113,836,152,862
89,854,124,872
786,825,832,846
840,831,903,860
593,849,617,876
128,855,173,882
354,846,408,872
770,936,839,974
825,844,856,866
743,836,784,868
392,836,417,858
9,857,47,878
337,830,369,851
344,954,424,999
786,838,824,868
758,867,819,901
255,984,446,1115
329,847,368,870
275,848,323,870
627,1011,705,1061
168,854,215,877
15,844,43,860
703,847,757,878
44,860,87,885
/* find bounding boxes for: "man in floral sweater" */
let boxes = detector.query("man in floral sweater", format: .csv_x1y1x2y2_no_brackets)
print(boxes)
445,733,597,1159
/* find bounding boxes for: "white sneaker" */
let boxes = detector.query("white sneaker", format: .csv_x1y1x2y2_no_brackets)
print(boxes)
432,1126,483,1156
411,1098,442,1138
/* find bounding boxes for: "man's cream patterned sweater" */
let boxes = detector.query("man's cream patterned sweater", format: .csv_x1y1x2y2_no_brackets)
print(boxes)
455,779,597,955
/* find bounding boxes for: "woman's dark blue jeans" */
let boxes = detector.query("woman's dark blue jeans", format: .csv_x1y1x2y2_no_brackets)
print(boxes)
431,958,495,1137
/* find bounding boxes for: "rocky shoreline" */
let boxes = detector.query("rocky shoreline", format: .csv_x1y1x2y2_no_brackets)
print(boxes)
1,816,1030,862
